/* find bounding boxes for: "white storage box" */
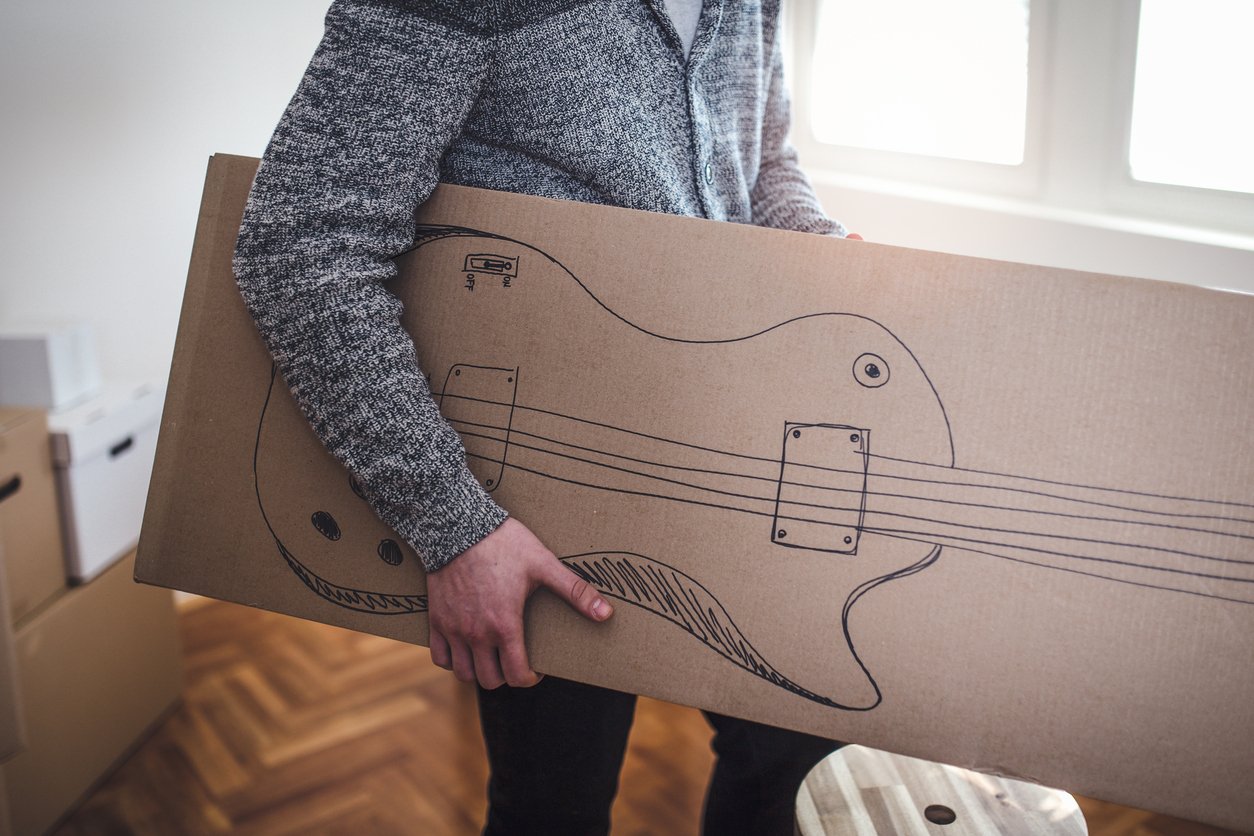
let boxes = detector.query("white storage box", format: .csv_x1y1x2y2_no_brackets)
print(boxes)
0,323,101,410
48,382,163,583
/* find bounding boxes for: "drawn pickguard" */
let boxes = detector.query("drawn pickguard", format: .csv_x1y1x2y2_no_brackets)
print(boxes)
252,225,1254,713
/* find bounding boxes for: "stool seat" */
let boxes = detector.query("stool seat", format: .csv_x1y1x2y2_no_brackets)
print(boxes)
796,745,1087,835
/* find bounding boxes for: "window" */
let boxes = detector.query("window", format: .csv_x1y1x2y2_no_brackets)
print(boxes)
1129,0,1254,194
786,0,1254,236
810,0,1030,166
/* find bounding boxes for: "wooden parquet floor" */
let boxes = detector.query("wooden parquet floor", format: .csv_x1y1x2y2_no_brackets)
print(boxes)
51,599,1247,836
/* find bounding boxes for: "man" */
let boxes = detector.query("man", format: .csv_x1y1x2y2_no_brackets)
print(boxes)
235,2,850,832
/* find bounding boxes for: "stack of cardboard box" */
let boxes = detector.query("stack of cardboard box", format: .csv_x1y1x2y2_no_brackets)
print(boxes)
0,399,183,832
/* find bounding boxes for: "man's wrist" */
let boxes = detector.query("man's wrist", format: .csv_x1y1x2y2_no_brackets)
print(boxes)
414,465,509,573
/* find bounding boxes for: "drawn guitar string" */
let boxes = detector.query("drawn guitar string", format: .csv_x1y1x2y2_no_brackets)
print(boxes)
440,406,1254,574
433,400,1254,607
449,435,1254,606
253,224,1254,713
446,411,1254,535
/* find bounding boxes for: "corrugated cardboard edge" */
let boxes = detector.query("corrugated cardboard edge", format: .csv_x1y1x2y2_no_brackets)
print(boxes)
136,155,253,594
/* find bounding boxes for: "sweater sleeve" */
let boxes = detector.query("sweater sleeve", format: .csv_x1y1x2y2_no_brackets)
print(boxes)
233,0,507,573
749,20,849,237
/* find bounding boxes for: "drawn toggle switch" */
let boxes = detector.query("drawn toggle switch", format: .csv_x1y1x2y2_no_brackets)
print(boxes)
464,253,519,277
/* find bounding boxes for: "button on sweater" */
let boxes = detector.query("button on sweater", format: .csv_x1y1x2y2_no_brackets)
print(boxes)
233,0,846,572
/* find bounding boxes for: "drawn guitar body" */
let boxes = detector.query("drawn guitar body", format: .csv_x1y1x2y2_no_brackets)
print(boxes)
253,226,1254,712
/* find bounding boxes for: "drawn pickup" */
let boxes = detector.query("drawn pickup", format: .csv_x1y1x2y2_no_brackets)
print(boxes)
771,423,870,555
464,253,519,278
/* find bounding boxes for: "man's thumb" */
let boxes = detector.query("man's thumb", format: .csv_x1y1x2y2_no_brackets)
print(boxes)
542,561,613,622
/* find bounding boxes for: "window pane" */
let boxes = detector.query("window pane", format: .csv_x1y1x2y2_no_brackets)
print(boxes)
1129,0,1254,194
809,0,1029,165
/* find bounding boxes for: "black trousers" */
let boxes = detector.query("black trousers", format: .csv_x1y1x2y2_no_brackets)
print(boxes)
477,675,840,836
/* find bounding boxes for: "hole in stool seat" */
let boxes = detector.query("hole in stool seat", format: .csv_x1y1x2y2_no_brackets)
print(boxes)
924,804,957,825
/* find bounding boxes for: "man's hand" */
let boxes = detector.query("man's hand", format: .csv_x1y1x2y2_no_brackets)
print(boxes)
426,517,613,689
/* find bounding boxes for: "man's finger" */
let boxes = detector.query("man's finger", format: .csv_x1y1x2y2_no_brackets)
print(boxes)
430,628,452,670
499,630,542,688
540,561,613,622
472,644,507,690
450,639,477,684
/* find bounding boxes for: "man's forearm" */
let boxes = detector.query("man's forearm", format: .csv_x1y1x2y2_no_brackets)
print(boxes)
233,1,507,571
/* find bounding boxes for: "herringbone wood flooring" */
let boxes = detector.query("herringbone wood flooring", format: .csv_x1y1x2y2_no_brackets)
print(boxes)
52,600,1246,835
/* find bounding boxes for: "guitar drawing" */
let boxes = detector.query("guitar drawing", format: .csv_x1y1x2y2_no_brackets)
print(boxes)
251,225,1254,712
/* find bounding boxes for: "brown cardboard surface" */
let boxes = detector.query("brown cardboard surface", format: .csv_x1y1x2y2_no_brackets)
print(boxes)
0,773,10,836
1,552,182,835
0,539,24,763
137,155,1254,832
0,409,66,623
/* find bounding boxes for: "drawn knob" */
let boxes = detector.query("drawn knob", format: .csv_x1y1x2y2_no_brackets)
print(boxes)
853,352,890,388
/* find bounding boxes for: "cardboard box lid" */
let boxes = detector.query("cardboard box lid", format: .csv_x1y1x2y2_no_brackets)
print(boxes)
47,382,164,467
136,154,1254,833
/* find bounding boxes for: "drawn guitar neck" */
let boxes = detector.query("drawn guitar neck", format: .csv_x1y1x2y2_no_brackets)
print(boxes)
857,455,1254,603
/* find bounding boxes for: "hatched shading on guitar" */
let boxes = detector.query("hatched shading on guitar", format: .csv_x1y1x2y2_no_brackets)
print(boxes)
252,225,1254,713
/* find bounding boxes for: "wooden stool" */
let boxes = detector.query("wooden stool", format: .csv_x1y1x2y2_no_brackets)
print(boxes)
796,745,1088,835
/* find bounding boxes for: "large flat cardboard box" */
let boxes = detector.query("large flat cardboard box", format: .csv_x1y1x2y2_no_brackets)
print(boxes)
1,552,182,836
0,409,66,624
137,155,1254,832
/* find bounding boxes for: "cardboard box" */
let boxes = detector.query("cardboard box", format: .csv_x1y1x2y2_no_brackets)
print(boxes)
0,323,101,411
1,552,182,836
137,155,1254,832
0,540,25,764
48,382,164,582
0,410,67,623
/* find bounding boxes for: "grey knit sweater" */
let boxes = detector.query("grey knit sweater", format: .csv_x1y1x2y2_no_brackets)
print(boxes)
233,0,846,573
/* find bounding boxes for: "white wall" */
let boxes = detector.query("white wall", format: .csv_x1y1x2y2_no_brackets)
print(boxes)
1,1,1250,387
0,0,329,381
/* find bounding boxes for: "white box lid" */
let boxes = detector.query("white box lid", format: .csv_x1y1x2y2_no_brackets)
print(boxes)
47,380,165,466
